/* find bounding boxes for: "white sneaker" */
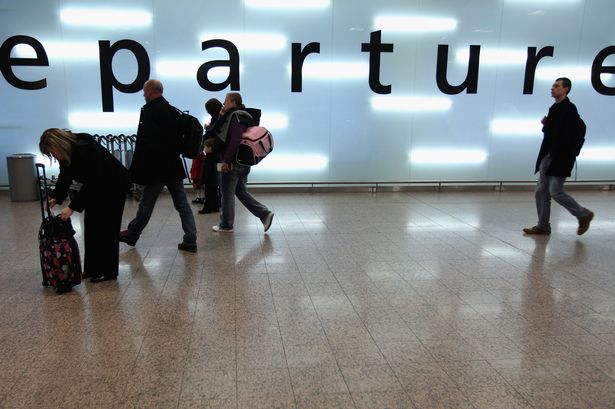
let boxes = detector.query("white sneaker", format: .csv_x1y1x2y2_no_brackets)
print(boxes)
212,225,233,233
262,212,274,232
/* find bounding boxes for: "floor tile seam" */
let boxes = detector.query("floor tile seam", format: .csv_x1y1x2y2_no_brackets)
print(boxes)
233,273,241,409
175,276,205,405
459,383,538,409
477,358,537,405
271,222,354,405
265,271,302,409
330,272,421,398
305,267,362,399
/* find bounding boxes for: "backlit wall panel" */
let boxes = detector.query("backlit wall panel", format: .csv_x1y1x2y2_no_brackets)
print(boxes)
1,0,614,185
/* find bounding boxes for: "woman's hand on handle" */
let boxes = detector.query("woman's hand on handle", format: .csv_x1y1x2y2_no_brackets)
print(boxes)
60,207,73,221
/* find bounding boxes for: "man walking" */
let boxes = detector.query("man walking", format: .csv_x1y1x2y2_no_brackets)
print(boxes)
523,77,593,236
119,79,198,252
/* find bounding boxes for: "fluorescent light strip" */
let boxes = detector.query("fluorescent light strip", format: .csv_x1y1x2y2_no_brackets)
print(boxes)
374,16,457,32
68,112,139,130
409,149,488,165
199,33,286,52
14,42,99,60
535,66,592,82
456,48,527,65
60,8,152,28
245,0,330,9
156,60,243,79
490,119,542,135
255,154,328,171
577,147,615,161
505,0,580,3
288,61,369,79
371,96,452,112
260,113,289,130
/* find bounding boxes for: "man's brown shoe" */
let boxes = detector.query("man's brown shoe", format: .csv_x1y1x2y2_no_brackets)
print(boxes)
523,226,551,235
577,211,594,235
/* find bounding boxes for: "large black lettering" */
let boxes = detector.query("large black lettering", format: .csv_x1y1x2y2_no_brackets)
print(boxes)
0,35,49,90
197,39,240,91
291,42,320,92
99,40,149,112
436,44,479,94
361,31,394,94
592,45,615,96
523,46,554,94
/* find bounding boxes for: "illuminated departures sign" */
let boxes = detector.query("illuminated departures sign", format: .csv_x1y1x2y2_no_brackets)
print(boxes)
2,33,615,112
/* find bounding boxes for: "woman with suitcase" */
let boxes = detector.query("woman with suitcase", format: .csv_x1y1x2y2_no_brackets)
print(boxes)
39,128,130,282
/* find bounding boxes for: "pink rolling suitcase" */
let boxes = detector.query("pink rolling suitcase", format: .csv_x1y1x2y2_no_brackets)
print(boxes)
36,164,82,293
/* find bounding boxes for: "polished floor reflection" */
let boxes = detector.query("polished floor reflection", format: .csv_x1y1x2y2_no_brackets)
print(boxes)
1,188,615,408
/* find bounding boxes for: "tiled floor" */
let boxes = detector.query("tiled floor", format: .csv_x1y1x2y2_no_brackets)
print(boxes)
1,188,615,408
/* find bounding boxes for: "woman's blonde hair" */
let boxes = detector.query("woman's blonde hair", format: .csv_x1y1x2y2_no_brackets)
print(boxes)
39,128,77,165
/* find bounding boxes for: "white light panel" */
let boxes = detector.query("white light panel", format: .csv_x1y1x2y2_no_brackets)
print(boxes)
15,42,99,60
409,149,488,165
374,16,457,32
577,147,615,161
245,0,330,9
60,8,152,28
256,154,328,171
156,60,243,79
199,33,287,52
260,113,289,130
490,119,542,135
371,96,452,112
535,66,592,82
288,61,369,79
456,48,527,65
68,112,139,131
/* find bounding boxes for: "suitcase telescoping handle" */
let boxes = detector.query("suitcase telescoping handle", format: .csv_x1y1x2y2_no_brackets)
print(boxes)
35,163,52,221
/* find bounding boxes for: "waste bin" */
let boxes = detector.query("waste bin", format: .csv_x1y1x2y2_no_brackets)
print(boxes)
6,153,38,202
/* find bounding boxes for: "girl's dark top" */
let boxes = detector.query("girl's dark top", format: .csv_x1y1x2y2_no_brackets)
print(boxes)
200,152,220,188
51,133,130,212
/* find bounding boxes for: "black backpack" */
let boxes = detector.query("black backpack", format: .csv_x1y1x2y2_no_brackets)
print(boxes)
174,108,204,159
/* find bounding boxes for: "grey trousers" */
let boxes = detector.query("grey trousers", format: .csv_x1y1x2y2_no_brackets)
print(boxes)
535,155,590,230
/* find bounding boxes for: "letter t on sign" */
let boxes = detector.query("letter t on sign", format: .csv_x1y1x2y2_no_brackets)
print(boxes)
361,30,394,94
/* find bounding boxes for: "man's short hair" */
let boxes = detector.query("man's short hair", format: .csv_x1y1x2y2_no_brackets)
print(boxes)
145,79,163,94
556,77,572,94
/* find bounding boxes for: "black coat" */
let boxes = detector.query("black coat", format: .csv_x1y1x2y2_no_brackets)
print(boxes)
52,133,129,211
51,133,129,278
534,97,580,177
129,96,186,185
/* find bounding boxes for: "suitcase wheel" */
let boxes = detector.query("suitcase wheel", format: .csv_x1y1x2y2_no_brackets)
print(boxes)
56,285,72,294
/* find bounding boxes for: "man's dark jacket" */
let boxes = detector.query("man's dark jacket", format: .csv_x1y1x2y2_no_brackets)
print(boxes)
129,96,186,185
534,97,580,178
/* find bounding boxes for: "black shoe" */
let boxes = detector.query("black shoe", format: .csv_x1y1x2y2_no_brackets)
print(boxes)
522,225,551,235
577,211,594,235
90,275,117,283
119,230,137,246
178,242,197,253
192,197,204,204
262,211,274,232
82,271,93,279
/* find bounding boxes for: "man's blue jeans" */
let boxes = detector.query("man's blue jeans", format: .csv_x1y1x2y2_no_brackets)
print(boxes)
535,155,590,231
127,180,197,245
219,164,269,229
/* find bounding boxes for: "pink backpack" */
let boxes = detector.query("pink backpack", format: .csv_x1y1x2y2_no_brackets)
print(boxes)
235,126,274,166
